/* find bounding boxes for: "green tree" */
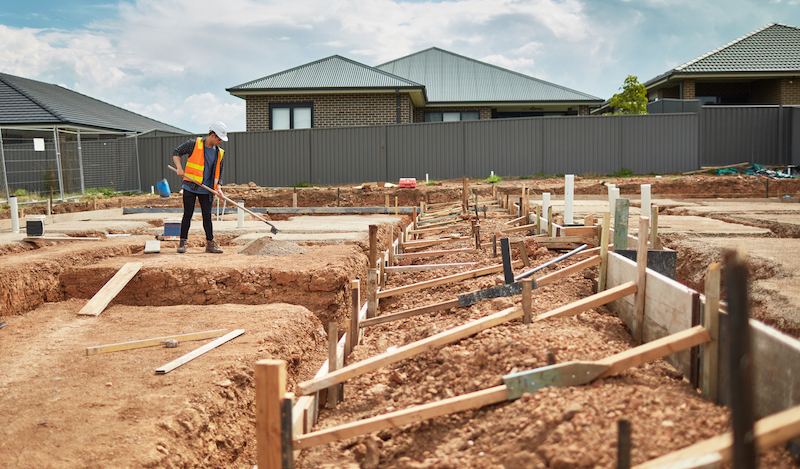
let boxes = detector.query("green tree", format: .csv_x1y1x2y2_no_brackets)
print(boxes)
607,75,648,115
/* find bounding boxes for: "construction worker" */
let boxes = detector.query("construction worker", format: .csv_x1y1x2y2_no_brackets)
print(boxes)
171,121,228,254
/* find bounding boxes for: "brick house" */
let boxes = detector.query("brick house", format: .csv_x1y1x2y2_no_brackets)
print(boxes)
227,48,603,131
644,23,800,106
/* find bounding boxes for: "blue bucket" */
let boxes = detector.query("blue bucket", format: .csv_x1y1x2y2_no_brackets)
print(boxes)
156,179,170,198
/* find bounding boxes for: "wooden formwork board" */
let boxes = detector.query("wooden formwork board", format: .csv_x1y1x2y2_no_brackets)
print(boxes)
718,318,800,420
606,252,694,376
605,250,800,425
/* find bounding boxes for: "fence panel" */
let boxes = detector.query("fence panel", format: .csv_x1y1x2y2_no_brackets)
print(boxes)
80,135,140,193
700,107,782,166
542,116,621,175
621,113,699,174
130,107,795,187
0,130,62,198
385,122,464,182
228,130,310,188
793,107,800,166
140,134,194,194
310,126,385,185
463,118,543,178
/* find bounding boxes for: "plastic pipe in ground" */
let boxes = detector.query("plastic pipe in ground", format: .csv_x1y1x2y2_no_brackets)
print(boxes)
609,187,620,221
9,196,19,233
641,184,651,226
237,200,244,228
564,174,574,225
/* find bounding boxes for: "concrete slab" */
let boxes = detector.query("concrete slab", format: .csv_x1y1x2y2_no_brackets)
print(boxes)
655,215,771,236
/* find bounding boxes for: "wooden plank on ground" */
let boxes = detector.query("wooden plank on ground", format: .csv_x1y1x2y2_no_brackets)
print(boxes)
298,306,523,395
384,262,478,273
535,255,601,287
86,329,228,355
376,260,523,299
595,325,710,379
535,281,637,322
294,385,508,450
77,262,143,317
155,329,245,374
562,226,598,237
633,404,800,469
360,298,461,328
24,236,101,242
394,247,477,260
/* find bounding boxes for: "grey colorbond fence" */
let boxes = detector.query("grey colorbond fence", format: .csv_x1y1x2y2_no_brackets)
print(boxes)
135,105,799,189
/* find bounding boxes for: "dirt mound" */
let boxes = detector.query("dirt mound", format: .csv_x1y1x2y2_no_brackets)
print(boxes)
238,236,308,256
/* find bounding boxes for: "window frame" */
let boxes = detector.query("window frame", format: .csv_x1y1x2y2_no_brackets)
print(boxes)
269,103,314,130
423,111,481,122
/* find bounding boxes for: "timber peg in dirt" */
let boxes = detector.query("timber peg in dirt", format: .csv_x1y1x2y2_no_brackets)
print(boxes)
168,165,279,234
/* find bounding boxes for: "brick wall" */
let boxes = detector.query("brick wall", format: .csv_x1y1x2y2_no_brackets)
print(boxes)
682,80,695,99
781,78,800,105
658,87,681,99
244,93,414,131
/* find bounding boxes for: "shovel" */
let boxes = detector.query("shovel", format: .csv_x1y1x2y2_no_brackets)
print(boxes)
168,165,279,234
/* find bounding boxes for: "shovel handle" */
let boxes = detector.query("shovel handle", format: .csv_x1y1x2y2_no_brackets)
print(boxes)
167,165,279,233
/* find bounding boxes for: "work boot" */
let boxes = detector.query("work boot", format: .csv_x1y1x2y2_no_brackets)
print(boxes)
177,239,187,253
205,240,223,254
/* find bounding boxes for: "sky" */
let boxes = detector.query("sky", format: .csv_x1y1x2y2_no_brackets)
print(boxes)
1,0,799,134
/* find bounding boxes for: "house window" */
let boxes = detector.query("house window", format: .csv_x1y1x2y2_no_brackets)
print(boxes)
424,111,480,122
270,103,313,130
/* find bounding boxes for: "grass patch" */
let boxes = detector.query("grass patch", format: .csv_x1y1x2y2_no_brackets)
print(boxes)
610,168,634,178
484,174,502,184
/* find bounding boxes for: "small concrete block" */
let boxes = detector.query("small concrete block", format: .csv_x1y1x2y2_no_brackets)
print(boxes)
144,240,161,253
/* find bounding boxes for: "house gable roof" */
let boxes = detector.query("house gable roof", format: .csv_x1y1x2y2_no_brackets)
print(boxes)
227,55,424,93
0,72,188,134
376,47,602,104
645,23,800,86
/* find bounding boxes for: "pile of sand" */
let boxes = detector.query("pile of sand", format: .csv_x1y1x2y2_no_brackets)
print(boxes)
238,236,307,257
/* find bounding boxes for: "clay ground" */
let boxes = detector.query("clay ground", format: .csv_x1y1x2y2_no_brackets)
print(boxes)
1,174,800,468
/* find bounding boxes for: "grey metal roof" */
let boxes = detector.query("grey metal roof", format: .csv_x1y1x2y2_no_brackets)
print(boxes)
645,23,800,86
227,55,424,92
376,47,602,103
0,72,189,134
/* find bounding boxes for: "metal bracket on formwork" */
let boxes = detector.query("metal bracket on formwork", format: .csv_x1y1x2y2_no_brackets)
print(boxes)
503,361,609,400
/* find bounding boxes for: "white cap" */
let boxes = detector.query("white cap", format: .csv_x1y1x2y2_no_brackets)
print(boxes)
209,121,228,141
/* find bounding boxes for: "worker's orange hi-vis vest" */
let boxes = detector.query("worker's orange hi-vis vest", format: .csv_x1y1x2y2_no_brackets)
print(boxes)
183,137,224,191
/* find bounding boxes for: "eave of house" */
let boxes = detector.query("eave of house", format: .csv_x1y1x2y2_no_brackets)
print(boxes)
228,87,428,108
646,70,800,91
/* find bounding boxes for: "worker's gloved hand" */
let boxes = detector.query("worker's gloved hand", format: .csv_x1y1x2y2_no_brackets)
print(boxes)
216,186,225,198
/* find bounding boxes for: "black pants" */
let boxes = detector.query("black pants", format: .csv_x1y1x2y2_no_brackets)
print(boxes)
181,191,214,241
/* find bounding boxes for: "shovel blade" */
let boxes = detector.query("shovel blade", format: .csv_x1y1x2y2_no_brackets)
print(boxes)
503,361,609,400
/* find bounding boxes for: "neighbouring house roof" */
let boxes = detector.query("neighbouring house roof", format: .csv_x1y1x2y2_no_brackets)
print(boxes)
645,23,800,87
227,55,425,93
376,47,602,104
228,48,602,108
0,72,188,134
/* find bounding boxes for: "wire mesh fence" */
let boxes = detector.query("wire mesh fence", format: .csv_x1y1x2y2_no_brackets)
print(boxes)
0,128,141,201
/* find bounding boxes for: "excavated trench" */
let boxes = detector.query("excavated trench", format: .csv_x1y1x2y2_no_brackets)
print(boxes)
3,186,800,467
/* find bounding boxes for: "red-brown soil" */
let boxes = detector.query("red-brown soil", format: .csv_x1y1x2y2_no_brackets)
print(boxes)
1,175,799,468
